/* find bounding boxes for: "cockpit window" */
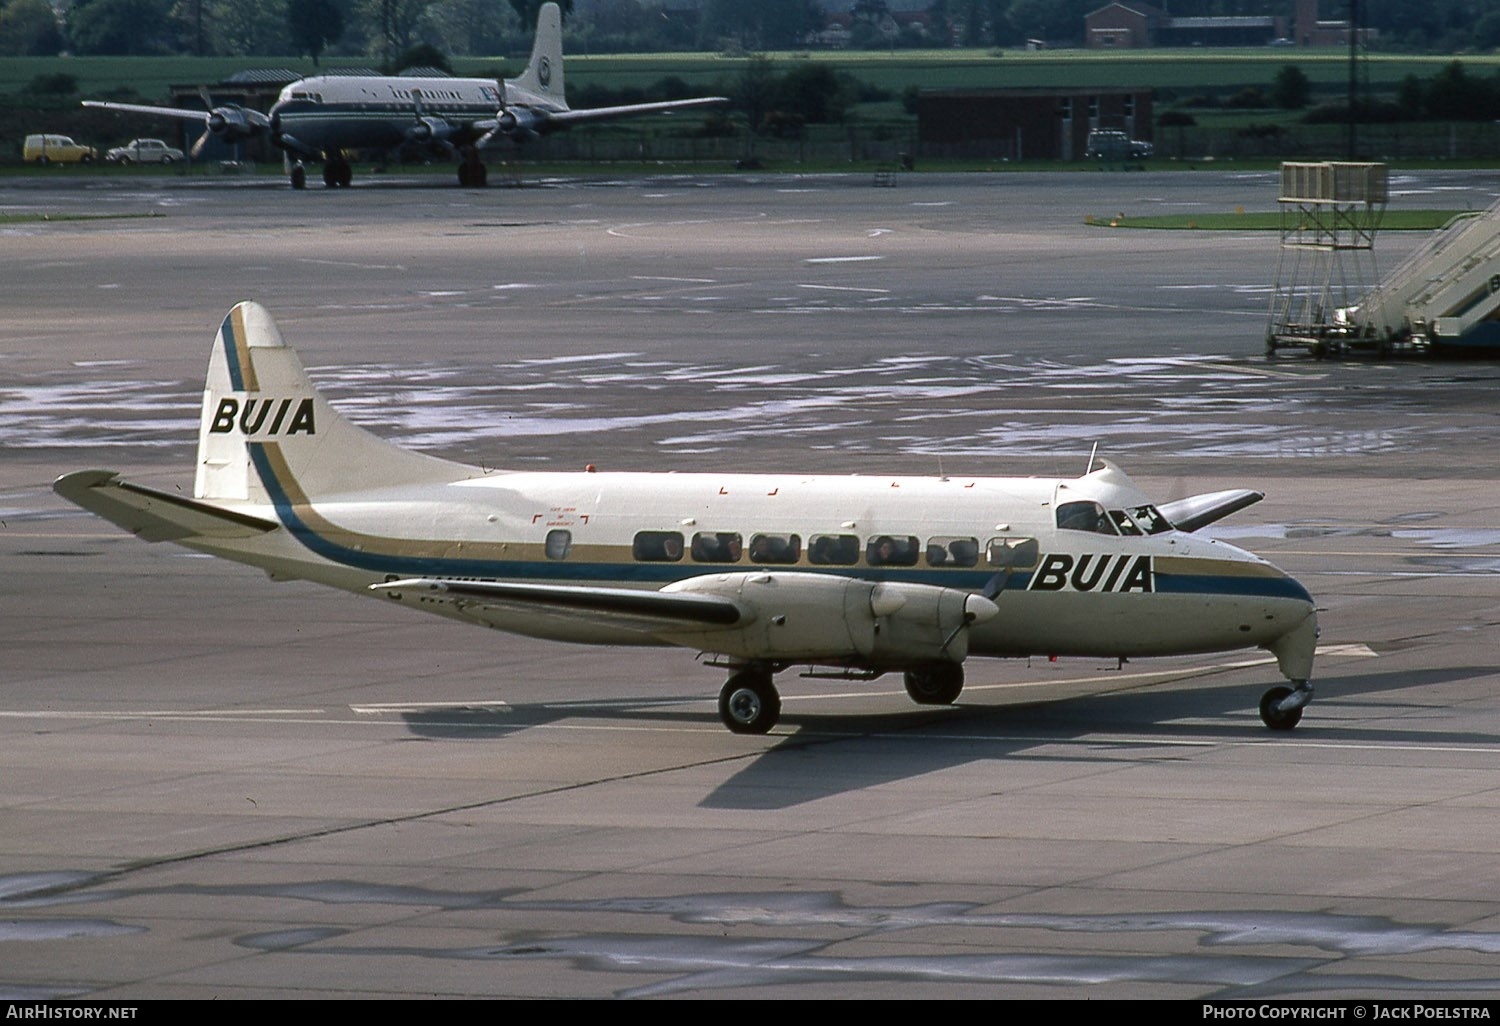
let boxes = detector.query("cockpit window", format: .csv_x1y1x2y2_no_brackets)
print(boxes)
1110,510,1142,536
1128,504,1173,535
1056,500,1117,534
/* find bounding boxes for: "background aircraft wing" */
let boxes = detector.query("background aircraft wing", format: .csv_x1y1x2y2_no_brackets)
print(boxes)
541,96,728,125
371,577,748,634
83,101,213,124
54,470,279,542
1160,488,1265,532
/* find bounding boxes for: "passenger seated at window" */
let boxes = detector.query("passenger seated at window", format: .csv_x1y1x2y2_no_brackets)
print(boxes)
749,533,800,564
633,531,685,561
809,534,858,565
691,532,742,563
947,538,979,566
867,534,919,567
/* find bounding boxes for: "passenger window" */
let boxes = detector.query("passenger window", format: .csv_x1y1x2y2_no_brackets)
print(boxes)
987,537,1039,569
1110,510,1143,536
808,534,859,565
632,531,683,562
748,533,800,564
544,529,572,560
1056,500,1117,534
691,531,742,563
866,534,920,567
926,536,979,567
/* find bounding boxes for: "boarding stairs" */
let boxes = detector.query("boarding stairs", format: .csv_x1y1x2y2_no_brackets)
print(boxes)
1340,197,1500,348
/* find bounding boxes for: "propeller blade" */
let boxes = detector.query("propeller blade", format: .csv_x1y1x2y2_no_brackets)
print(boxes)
190,128,212,159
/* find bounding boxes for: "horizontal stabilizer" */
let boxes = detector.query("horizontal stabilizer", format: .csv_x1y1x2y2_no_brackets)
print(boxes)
54,469,278,543
1160,488,1264,532
372,577,747,632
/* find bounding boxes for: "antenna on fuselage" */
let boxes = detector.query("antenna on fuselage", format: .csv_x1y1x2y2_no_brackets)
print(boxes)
1084,442,1099,476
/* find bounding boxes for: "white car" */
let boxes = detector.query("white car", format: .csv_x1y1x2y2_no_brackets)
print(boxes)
105,138,185,165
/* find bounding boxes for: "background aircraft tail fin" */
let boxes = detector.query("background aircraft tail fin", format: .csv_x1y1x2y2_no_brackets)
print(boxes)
195,302,467,504
509,1,566,107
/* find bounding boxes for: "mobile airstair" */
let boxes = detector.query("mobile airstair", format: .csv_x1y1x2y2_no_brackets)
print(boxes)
1336,197,1500,352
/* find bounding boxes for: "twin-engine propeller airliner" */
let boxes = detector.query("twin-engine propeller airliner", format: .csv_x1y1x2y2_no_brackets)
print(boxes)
83,3,725,190
55,303,1319,735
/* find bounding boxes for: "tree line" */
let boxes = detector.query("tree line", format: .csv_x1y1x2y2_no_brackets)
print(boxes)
1,1,1488,60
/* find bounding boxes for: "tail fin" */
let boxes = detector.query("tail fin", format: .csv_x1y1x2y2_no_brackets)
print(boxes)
195,302,464,504
508,1,566,108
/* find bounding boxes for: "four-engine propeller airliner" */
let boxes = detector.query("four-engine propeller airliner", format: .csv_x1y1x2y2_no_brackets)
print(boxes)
83,3,726,189
55,303,1319,735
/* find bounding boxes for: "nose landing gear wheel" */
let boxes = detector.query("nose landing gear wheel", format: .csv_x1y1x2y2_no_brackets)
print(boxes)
718,670,780,735
1259,684,1305,731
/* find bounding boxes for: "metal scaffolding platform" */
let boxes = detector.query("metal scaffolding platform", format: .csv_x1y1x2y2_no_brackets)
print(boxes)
1266,162,1395,358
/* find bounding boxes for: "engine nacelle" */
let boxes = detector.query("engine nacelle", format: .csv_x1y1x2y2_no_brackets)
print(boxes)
660,572,998,667
207,106,266,143
495,107,544,140
406,116,455,144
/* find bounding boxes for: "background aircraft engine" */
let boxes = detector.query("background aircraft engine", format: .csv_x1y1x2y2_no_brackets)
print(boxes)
193,104,272,158
407,116,455,144
661,573,998,666
495,108,544,140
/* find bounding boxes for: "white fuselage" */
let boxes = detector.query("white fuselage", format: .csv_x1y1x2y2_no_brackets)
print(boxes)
271,76,510,154
194,463,1315,663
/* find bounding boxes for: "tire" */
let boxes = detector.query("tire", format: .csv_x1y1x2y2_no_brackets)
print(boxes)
1259,685,1303,731
80,154,93,164
36,156,49,166
904,664,964,706
718,671,780,735
161,156,173,165
119,156,132,167
290,165,307,190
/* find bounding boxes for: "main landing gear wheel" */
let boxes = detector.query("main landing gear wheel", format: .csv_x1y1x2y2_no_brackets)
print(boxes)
718,670,780,735
290,165,307,190
904,664,964,706
1259,682,1311,731
323,155,352,188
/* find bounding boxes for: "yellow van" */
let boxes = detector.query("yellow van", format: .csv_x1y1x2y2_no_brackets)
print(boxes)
23,134,98,165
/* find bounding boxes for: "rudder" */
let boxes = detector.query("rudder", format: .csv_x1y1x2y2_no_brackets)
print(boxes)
509,1,565,107
195,302,465,504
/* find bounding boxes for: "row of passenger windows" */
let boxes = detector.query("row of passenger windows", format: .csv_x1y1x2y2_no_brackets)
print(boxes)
543,528,1040,569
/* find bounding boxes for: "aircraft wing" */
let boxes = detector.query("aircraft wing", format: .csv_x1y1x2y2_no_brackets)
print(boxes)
1160,488,1265,532
475,96,728,142
537,96,729,126
82,101,212,124
54,470,279,543
371,577,748,634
